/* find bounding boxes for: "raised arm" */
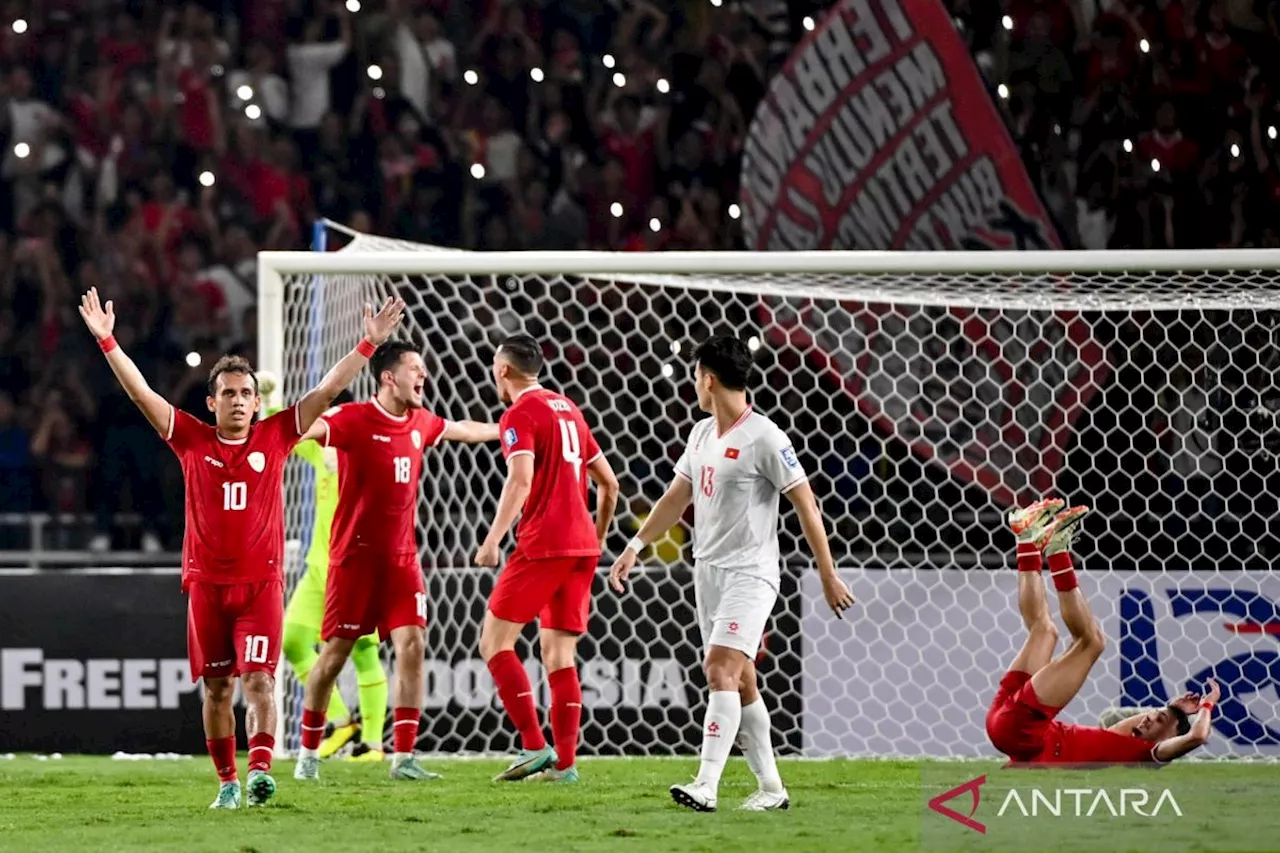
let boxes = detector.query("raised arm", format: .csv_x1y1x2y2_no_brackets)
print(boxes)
588,452,619,549
441,420,500,444
1153,679,1219,762
294,298,405,432
608,475,693,592
784,481,855,618
474,453,534,567
79,287,172,437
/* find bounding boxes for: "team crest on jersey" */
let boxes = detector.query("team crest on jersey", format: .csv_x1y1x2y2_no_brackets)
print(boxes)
504,428,518,447
411,429,422,449
248,451,266,473
781,447,799,470
724,447,740,460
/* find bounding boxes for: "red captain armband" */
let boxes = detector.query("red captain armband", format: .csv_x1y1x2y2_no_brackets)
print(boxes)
1199,701,1215,711
98,335,118,354
356,338,377,359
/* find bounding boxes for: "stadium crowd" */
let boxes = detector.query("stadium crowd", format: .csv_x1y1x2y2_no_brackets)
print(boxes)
0,0,1275,553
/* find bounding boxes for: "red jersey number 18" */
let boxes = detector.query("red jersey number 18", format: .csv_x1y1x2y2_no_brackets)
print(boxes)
559,419,581,478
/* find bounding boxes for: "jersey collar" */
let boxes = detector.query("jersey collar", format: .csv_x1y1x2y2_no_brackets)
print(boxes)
512,384,545,403
716,405,753,439
216,431,249,445
371,396,408,422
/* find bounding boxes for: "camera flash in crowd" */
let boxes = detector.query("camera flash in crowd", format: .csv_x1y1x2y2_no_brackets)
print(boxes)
211,64,224,77
12,19,26,34
728,203,741,220
1150,158,1161,172
748,336,761,352
186,352,201,368
603,54,616,69
649,217,662,232
1002,15,1013,30
245,104,262,120
803,16,815,31
346,0,361,11
1231,143,1241,158
464,69,479,86
613,72,626,88
1123,138,1133,153
470,163,486,179
710,0,723,8
660,363,674,378
997,83,1009,99
670,340,682,355
1140,38,1150,53
656,78,670,94
530,67,544,82
13,142,29,159
1270,125,1277,140
610,202,624,218
198,171,215,188
236,84,253,101
372,86,385,99
367,64,382,80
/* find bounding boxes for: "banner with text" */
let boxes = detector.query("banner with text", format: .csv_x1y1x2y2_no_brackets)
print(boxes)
740,0,1060,251
801,568,1280,758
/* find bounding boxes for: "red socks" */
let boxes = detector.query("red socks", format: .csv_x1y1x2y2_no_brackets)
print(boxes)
248,732,274,774
487,650,547,751
1048,551,1078,591
548,666,582,771
393,707,420,755
207,736,237,782
300,708,326,751
1016,542,1042,572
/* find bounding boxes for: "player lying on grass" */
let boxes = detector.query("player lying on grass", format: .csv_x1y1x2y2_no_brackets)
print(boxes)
293,341,500,782
988,498,1220,766
609,335,854,812
474,335,619,784
259,380,387,762
80,287,405,809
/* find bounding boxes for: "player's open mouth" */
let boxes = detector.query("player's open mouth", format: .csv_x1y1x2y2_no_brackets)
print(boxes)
413,384,423,395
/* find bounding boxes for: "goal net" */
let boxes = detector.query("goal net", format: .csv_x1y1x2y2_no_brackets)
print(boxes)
261,233,1280,760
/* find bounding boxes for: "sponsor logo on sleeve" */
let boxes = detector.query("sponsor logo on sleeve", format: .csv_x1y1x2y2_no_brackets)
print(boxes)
504,428,518,447
781,447,800,470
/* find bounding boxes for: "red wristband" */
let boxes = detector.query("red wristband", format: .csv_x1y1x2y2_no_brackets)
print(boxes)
1199,701,1214,711
356,338,377,359
98,335,118,354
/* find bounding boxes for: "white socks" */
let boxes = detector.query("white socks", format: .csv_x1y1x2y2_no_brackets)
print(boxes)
737,697,784,793
695,690,742,790
393,752,412,767
298,746,318,760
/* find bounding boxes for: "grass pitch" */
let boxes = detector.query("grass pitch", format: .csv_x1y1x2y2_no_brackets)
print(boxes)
0,755,1274,852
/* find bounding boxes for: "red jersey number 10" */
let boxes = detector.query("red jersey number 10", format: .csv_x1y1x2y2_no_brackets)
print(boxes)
223,482,247,511
559,419,581,478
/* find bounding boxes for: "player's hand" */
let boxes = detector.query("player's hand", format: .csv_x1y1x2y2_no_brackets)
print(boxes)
1203,678,1221,706
363,297,406,346
1170,691,1201,715
257,369,279,402
608,549,638,593
474,539,501,568
78,287,116,341
821,572,855,619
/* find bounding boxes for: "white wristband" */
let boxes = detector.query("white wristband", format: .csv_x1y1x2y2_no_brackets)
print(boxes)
626,536,646,555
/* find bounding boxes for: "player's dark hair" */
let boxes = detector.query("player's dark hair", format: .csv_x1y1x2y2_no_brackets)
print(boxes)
207,355,258,396
370,341,417,386
1166,705,1192,737
333,389,355,406
692,335,755,391
498,334,544,377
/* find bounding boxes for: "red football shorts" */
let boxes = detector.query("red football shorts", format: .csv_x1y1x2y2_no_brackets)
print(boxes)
985,670,1064,762
322,555,425,642
487,553,597,634
186,580,284,682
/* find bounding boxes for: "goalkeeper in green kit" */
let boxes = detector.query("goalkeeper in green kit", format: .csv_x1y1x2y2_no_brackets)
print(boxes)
262,375,387,761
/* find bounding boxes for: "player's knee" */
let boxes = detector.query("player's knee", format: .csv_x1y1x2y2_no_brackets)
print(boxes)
394,630,425,664
1080,624,1106,656
704,656,745,692
204,678,234,708
1030,619,1059,646
282,623,316,663
242,671,274,701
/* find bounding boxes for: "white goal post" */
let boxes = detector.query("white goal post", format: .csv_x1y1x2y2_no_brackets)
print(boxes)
259,243,1280,759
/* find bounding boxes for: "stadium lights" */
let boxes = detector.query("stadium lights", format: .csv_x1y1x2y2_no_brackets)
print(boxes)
710,0,722,7
464,69,479,85
1150,158,1161,172
346,0,361,11
211,64,224,77
802,16,815,31
530,67,544,83
236,84,253,101
186,352,201,368
1053,123,1062,136
198,171,215,187
1231,143,1241,158
1140,38,1150,53
13,142,29,159
747,336,761,352
670,340,681,354
660,363,674,378
372,87,386,99
470,163,486,179
649,217,661,232
613,72,626,88
1270,125,1278,141
728,203,741,219
997,83,1009,99
1002,15,1013,30
656,78,670,94
610,202,624,218
603,54,616,69
1123,138,1133,153
12,19,26,34
367,64,383,80
245,104,262,120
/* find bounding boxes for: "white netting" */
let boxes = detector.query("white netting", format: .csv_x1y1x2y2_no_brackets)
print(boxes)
270,234,1280,759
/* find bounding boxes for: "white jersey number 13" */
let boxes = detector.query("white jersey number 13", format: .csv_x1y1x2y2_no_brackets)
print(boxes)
558,419,581,479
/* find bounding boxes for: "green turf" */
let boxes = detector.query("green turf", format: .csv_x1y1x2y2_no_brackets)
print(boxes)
0,756,1274,852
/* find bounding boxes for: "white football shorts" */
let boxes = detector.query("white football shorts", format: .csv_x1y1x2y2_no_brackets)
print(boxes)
693,565,778,658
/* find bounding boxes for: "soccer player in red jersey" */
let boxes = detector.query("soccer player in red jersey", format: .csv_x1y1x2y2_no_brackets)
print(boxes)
474,334,620,784
988,498,1220,766
292,340,501,781
78,286,405,808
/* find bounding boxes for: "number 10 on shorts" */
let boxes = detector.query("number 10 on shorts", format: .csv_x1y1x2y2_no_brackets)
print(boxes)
415,592,428,621
244,634,270,664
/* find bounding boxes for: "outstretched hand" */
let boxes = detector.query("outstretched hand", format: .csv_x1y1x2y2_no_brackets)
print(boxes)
608,548,638,593
78,287,116,341
1169,691,1201,715
364,297,406,346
